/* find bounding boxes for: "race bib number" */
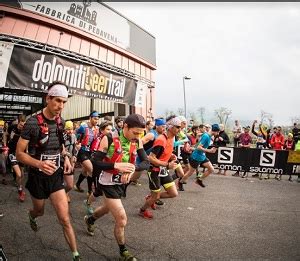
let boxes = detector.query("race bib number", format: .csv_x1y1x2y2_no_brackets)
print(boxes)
9,154,17,163
158,167,169,177
39,154,60,171
111,174,122,184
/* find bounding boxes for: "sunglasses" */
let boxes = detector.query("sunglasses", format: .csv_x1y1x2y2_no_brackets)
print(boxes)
173,125,181,129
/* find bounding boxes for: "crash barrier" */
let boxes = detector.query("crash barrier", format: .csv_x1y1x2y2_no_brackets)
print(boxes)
176,146,300,175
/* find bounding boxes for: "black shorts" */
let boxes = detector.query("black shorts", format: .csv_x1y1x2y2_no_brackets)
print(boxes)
181,151,191,164
26,168,64,199
99,184,126,199
8,153,21,167
77,150,92,163
189,157,210,169
148,170,174,192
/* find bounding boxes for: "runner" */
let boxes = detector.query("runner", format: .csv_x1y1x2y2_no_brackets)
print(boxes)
179,124,220,189
84,114,148,261
0,120,8,185
83,120,113,215
74,111,99,196
7,115,27,202
16,81,81,260
139,115,181,219
63,120,77,203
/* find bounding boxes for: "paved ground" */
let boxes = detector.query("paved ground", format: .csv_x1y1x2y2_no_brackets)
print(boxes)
0,170,299,260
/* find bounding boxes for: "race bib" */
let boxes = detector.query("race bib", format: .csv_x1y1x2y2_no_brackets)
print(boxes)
158,167,169,177
111,174,122,184
39,153,60,171
9,154,17,163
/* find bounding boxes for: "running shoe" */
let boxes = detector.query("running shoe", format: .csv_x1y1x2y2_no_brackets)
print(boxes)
264,175,270,180
195,179,206,188
241,173,247,178
155,199,165,206
120,250,137,261
73,255,81,261
83,200,94,215
28,211,38,232
18,190,25,202
138,209,153,219
0,212,3,217
252,173,259,178
84,215,95,236
74,184,84,193
177,180,185,191
145,195,156,210
131,180,142,186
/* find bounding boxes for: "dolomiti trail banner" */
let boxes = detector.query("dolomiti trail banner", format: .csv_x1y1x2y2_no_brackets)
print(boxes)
1,44,137,105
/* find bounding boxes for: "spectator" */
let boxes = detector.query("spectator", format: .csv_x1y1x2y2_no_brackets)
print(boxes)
292,123,299,143
232,120,242,147
232,126,252,178
284,133,295,151
270,126,284,150
213,124,230,175
251,120,267,149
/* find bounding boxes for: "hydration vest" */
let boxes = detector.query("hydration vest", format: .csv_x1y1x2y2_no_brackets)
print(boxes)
36,112,64,149
90,132,105,152
103,132,137,175
79,127,99,148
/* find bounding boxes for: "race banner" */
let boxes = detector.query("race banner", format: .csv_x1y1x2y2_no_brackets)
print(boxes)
2,43,137,105
177,145,296,175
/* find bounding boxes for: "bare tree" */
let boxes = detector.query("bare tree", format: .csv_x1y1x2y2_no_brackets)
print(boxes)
214,107,232,127
177,108,184,116
188,111,197,124
260,110,273,127
291,116,300,126
197,107,206,124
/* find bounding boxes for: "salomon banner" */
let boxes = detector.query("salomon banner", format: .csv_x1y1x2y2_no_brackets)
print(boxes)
3,44,137,105
177,145,300,175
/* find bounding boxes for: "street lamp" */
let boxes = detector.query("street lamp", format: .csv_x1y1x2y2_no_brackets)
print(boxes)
183,76,191,119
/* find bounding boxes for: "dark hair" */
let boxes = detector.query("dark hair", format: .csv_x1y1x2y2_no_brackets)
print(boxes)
166,114,176,122
18,114,26,122
191,125,199,132
99,121,113,131
124,114,146,129
115,116,124,124
146,120,153,126
199,124,204,129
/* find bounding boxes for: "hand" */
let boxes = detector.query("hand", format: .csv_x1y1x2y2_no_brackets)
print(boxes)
168,160,178,170
219,137,223,141
39,160,58,175
210,147,217,153
170,154,177,161
120,172,133,184
64,157,72,175
114,162,135,174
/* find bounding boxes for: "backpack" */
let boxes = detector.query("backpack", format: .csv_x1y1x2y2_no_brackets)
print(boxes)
36,113,64,149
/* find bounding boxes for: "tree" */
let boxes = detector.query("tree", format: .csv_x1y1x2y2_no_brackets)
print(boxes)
188,111,198,124
260,110,273,127
214,107,232,127
197,107,206,124
177,108,184,116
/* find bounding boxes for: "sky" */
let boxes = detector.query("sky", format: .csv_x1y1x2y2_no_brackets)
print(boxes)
108,2,300,126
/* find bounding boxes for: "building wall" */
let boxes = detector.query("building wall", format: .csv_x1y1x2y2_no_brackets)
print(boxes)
0,5,156,120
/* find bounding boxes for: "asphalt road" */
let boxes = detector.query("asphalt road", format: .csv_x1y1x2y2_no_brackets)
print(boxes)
0,170,299,260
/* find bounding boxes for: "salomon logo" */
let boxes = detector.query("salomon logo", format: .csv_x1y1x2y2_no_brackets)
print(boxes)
218,147,233,164
259,150,276,167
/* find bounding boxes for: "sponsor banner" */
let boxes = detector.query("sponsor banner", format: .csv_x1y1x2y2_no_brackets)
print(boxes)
178,145,292,174
3,1,156,65
0,41,14,87
134,81,147,108
3,44,137,105
287,150,300,164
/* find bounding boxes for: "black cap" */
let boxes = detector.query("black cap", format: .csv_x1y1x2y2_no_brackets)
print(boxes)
124,114,146,128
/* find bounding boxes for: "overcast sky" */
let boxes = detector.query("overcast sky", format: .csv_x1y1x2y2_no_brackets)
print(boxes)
108,2,300,126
